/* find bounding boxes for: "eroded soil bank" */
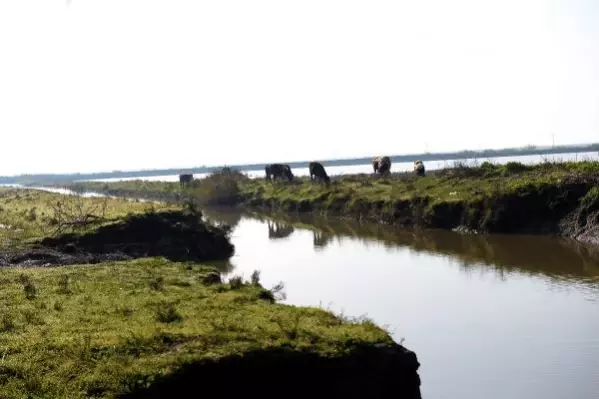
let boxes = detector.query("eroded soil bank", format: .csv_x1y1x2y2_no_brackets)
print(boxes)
1,209,234,267
68,167,599,245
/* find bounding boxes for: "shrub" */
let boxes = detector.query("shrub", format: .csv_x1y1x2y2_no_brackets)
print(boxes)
250,270,261,286
502,161,529,174
57,274,71,295
228,275,244,290
186,168,247,206
148,276,165,291
580,187,599,211
0,314,15,332
155,302,182,324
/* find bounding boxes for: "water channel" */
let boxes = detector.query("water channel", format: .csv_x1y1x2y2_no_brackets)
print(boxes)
16,185,599,398
202,208,599,399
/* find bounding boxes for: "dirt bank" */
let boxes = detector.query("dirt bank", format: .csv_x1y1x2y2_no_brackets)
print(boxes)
241,180,599,246
2,209,234,267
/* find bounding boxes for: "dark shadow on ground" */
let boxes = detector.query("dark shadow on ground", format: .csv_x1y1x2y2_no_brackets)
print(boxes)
119,345,422,399
35,210,234,265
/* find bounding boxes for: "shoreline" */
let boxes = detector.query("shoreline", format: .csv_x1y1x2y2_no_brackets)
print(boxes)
64,160,599,245
0,188,422,398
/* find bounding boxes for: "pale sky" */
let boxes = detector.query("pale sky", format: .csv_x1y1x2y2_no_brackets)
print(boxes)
0,0,598,175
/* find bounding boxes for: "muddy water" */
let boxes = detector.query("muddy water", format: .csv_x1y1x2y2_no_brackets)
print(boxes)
203,209,599,399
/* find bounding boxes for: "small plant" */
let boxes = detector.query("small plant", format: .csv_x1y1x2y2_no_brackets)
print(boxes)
580,187,599,211
274,312,303,340
228,275,244,290
78,334,93,361
148,276,165,291
155,302,182,324
270,281,287,301
26,207,37,222
0,314,15,332
53,301,63,312
119,306,134,318
22,310,44,326
503,161,529,174
57,274,71,295
250,270,261,286
22,279,37,300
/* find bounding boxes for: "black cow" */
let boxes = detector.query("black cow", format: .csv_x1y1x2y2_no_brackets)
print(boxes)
265,163,294,181
309,162,330,184
267,221,295,239
372,156,391,176
179,174,193,187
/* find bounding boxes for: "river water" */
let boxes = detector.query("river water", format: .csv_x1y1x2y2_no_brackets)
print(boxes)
86,151,598,183
202,209,599,399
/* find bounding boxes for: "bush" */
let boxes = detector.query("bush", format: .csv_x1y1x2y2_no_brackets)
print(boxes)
185,168,248,206
155,302,183,324
502,161,529,174
228,275,244,290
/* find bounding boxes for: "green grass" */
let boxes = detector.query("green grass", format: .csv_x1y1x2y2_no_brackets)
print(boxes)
0,189,175,245
0,258,392,398
72,160,599,205
0,188,413,397
68,160,599,236
240,160,599,204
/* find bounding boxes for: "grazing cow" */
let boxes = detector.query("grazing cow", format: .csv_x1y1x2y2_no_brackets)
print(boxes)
179,174,193,187
372,156,392,176
267,221,295,239
414,160,425,177
309,162,330,184
265,163,294,181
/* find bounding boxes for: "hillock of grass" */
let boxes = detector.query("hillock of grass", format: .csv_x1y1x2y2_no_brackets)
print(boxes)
40,209,234,263
0,258,421,398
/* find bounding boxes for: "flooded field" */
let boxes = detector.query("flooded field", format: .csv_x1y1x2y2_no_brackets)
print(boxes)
203,209,599,399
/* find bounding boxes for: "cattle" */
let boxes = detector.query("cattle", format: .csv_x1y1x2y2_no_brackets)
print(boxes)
372,156,392,176
265,163,294,182
414,160,425,177
267,221,295,239
313,230,333,250
309,162,330,184
179,174,193,187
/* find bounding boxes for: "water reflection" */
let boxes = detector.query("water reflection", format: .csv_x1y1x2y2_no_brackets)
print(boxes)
216,210,599,285
313,230,333,251
266,220,295,240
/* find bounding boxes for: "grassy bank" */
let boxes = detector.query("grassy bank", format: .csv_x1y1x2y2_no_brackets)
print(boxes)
0,258,419,398
71,161,599,243
0,188,421,398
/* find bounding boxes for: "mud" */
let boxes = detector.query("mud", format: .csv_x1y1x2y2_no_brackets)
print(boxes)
1,210,235,267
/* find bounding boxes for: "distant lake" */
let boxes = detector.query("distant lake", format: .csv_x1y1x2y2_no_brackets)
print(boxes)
83,151,598,183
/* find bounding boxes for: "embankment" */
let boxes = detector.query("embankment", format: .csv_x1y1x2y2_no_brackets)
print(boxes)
69,162,599,244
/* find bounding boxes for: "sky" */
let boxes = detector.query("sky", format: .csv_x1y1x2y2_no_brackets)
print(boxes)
0,0,598,175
